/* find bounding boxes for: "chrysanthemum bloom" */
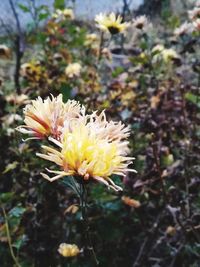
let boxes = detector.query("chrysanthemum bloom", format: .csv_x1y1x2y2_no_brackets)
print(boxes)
65,63,81,78
193,18,200,31
188,7,200,20
152,44,165,54
20,62,43,82
58,243,80,257
0,44,11,59
101,47,112,60
37,111,136,191
95,13,129,35
52,8,74,20
152,45,180,64
6,94,30,106
63,8,74,19
16,94,83,140
162,48,180,63
174,22,193,36
132,15,148,30
84,33,99,46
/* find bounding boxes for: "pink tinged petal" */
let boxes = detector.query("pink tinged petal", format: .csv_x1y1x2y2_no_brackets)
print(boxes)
93,176,122,192
48,136,63,148
40,171,68,182
107,178,123,191
36,153,62,165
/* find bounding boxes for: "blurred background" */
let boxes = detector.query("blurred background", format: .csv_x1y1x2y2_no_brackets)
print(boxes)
0,0,200,267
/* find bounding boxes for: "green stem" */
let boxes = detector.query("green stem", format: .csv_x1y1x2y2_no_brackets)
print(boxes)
1,207,21,267
79,182,99,266
98,32,104,62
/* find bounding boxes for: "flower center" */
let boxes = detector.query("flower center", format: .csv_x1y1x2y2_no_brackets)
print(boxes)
108,26,120,35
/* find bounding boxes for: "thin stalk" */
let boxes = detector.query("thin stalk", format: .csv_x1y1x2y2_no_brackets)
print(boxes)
1,207,21,267
79,182,99,266
98,32,104,62
152,138,167,204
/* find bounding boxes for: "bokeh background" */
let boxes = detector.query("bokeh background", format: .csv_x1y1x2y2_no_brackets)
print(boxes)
0,0,200,266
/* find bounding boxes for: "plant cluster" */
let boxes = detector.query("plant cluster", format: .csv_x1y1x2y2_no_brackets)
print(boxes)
0,0,200,266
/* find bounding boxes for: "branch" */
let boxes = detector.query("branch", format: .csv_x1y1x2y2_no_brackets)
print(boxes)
9,0,25,94
9,0,22,37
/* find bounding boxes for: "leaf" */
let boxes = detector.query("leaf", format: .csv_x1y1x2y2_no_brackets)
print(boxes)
12,235,26,250
0,192,14,203
60,84,72,102
112,67,124,78
36,5,49,12
18,4,29,13
102,200,121,211
8,206,26,218
185,92,200,108
3,161,18,174
38,12,49,22
161,154,174,167
90,184,118,203
61,176,80,197
54,0,65,10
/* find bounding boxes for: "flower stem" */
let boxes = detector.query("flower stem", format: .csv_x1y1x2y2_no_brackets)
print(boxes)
98,32,104,62
79,182,99,266
1,207,21,267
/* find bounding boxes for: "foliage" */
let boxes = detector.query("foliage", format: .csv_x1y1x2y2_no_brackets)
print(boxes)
0,0,200,266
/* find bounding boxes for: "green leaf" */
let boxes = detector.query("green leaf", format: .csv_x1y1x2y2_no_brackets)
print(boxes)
18,4,30,13
185,92,200,108
60,84,72,102
61,176,81,197
38,12,49,22
3,161,18,174
90,184,118,202
54,0,65,10
36,5,49,12
161,154,174,167
12,236,25,250
8,206,26,218
112,66,124,78
0,192,14,203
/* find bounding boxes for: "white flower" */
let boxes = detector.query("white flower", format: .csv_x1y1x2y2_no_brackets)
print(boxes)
95,13,130,34
65,63,81,78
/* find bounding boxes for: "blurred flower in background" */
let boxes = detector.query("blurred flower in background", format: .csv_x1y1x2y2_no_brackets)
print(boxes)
65,63,82,78
95,12,129,34
58,243,80,257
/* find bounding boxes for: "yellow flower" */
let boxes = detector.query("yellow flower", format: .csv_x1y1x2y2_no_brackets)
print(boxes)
16,94,83,140
65,63,81,78
84,33,99,46
58,243,79,257
152,45,179,63
166,226,176,236
162,48,179,63
152,44,165,54
53,8,74,20
63,8,74,19
20,62,43,82
95,13,129,34
37,110,136,191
